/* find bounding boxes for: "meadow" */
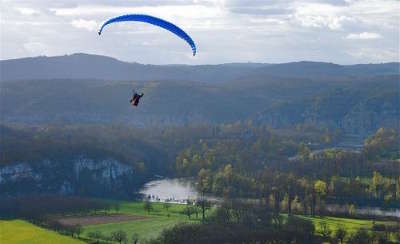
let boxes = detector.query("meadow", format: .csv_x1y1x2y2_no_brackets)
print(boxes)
81,201,202,242
299,215,391,233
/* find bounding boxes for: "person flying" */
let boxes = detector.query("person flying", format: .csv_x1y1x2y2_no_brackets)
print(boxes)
130,91,144,107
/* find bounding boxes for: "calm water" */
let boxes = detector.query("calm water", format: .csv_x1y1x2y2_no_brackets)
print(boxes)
140,178,399,217
139,178,198,203
327,204,400,218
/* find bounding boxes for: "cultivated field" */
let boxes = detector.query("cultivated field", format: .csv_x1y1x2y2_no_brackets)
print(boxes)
58,214,149,226
0,220,84,244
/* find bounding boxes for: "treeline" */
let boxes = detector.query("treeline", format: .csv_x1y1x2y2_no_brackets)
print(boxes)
0,195,113,219
0,196,116,239
175,123,342,175
1,122,338,173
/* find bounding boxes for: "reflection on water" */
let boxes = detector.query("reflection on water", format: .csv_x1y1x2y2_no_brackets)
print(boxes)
327,204,400,218
357,207,400,218
140,179,400,217
139,178,198,203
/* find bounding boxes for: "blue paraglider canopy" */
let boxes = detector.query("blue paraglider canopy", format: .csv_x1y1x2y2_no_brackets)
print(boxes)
98,14,197,56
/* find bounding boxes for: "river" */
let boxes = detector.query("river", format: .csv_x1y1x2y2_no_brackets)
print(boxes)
140,178,399,218
139,178,199,204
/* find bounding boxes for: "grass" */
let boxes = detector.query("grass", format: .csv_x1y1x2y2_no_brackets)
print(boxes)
83,216,187,241
296,215,399,242
82,201,202,242
0,219,84,244
297,215,398,236
298,215,376,233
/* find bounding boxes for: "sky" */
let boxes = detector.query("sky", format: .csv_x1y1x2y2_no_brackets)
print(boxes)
0,0,399,64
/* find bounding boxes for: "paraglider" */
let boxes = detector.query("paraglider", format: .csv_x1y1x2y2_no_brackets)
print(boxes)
98,14,197,108
130,90,144,107
98,14,197,56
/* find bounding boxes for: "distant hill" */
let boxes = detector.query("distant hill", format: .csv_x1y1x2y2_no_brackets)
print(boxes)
0,53,270,82
1,53,398,82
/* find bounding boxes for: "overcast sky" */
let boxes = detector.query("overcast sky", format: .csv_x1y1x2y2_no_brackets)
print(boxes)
0,0,399,64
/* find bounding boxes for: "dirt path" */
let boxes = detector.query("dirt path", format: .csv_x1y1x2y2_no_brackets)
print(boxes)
58,214,149,226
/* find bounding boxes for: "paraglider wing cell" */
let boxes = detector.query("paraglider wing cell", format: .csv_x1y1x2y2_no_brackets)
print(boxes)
98,14,196,56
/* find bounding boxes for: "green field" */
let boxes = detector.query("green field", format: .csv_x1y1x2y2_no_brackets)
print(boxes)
0,220,84,244
298,215,378,233
82,201,202,242
297,215,398,241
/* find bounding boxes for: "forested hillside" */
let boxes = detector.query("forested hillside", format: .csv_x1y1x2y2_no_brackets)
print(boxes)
1,76,398,137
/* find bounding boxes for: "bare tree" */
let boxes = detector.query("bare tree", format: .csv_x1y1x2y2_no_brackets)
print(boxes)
334,227,347,244
131,233,139,244
144,199,153,214
163,202,170,217
111,230,127,244
318,222,331,240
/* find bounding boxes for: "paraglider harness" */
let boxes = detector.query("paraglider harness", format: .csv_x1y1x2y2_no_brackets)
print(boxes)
130,90,144,107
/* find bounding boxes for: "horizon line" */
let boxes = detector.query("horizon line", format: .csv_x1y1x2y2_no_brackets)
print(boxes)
1,52,399,66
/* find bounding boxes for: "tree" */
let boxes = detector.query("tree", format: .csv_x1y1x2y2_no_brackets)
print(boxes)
114,201,120,213
131,233,139,244
395,228,400,243
73,224,82,238
298,143,311,161
197,168,212,194
286,174,296,216
314,180,327,215
103,204,111,214
184,205,194,219
314,180,327,196
144,199,153,214
193,204,200,219
163,202,170,217
371,171,384,200
111,230,127,244
375,232,389,244
196,199,210,222
88,231,103,243
364,128,398,160
318,222,331,240
335,227,347,244
348,204,356,216
347,229,371,244
197,168,212,222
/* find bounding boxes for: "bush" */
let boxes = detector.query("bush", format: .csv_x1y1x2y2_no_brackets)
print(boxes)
372,223,386,231
347,229,371,244
318,222,331,239
334,227,347,244
111,230,127,244
88,230,103,240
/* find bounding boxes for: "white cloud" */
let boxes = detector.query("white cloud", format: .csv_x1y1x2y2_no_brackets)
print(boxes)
346,32,382,40
16,7,40,16
71,19,98,31
23,42,47,54
291,3,354,30
1,0,399,64
294,14,353,30
346,47,398,62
